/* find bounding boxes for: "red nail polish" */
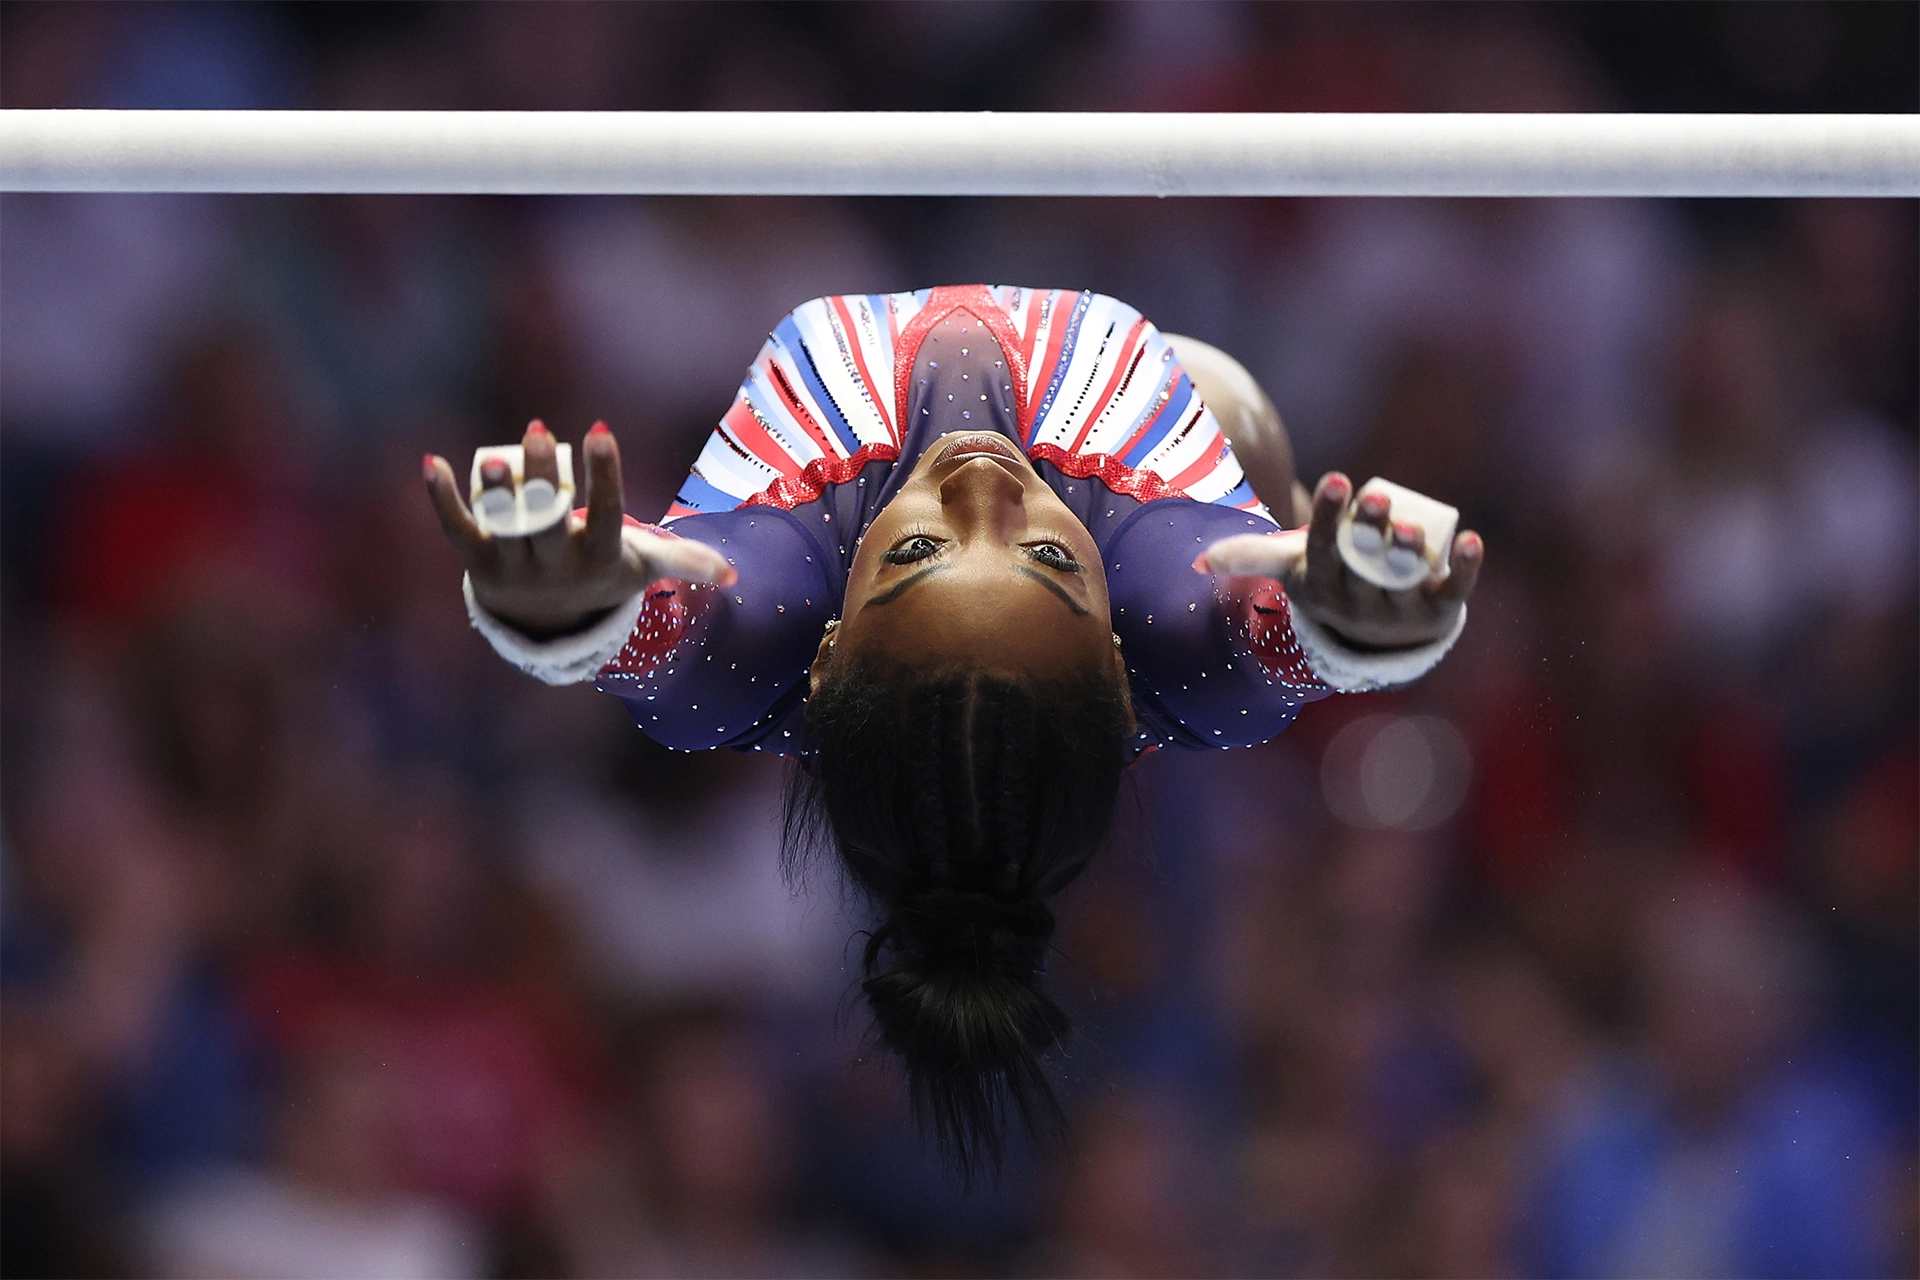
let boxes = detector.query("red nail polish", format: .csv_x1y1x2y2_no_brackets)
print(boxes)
421,454,437,481
587,421,610,437
480,457,512,487
1191,553,1211,574
527,420,550,436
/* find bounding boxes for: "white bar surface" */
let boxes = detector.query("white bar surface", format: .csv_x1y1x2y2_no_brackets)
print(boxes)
2,110,1914,197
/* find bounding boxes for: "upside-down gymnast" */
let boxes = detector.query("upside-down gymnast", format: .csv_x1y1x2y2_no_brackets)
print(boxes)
423,285,1483,1176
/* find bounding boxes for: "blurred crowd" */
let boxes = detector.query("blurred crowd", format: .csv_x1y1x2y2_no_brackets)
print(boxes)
2,4,1914,1277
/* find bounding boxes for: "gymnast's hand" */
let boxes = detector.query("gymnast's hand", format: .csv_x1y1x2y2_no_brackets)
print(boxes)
423,420,736,638
1195,471,1483,649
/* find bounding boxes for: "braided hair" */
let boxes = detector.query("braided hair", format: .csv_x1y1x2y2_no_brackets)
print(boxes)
784,655,1133,1179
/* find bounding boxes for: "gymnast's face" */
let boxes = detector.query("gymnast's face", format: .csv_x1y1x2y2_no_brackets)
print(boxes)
814,432,1123,689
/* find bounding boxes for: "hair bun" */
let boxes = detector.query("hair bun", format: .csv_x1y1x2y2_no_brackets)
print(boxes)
892,886,1054,975
861,884,1070,1180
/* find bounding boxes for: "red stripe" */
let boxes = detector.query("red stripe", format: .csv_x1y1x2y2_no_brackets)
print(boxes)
763,357,836,455
721,399,803,478
1028,289,1081,432
831,295,896,445
1110,364,1182,461
1164,422,1227,493
1067,315,1149,454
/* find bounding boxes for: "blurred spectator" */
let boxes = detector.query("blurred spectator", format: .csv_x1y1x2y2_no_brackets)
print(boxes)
140,1030,483,1280
1521,868,1905,1278
1652,267,1918,668
1031,1089,1223,1277
1,999,131,1278
518,745,847,1007
49,333,324,633
536,197,903,467
555,1007,867,1278
240,775,604,1222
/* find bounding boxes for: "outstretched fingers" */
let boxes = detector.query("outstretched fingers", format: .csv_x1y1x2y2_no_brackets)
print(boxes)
521,419,559,484
519,420,570,571
581,421,625,560
1425,530,1485,606
631,530,738,589
423,454,488,563
1193,531,1298,580
1305,471,1351,595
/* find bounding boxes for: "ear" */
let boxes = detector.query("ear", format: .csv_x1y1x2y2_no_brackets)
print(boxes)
807,625,837,701
1109,641,1137,730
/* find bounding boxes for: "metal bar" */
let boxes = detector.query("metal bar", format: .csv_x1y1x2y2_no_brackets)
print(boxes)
2,110,1915,197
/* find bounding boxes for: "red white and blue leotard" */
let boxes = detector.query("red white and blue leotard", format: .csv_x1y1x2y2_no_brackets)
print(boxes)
468,286,1455,757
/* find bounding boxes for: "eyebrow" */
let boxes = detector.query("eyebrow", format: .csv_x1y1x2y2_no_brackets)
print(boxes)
864,560,1090,618
865,563,951,607
1013,565,1091,616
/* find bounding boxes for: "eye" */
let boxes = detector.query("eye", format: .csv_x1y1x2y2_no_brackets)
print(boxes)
1025,541,1083,572
882,534,944,565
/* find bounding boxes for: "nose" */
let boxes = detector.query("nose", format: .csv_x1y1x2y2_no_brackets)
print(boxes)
937,455,1029,540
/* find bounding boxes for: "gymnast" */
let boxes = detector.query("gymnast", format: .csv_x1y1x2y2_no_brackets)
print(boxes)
423,285,1482,1175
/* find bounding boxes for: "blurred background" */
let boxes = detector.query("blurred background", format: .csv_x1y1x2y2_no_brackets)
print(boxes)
2,3,1915,1276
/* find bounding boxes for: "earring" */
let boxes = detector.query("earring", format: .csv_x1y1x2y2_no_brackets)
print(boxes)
825,617,840,651
1112,632,1122,649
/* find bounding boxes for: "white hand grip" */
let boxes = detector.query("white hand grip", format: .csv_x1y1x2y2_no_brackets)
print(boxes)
470,443,575,537
1335,477,1458,591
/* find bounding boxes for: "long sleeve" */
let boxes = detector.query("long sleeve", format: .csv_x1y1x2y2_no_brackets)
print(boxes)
1103,500,1462,754
592,506,835,752
463,507,835,752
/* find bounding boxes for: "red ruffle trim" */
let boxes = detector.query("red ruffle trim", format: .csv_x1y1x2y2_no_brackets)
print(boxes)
599,522,712,681
1229,577,1327,690
742,443,902,511
1027,443,1187,505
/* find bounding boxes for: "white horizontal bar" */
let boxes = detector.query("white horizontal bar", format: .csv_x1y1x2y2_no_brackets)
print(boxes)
2,110,1915,197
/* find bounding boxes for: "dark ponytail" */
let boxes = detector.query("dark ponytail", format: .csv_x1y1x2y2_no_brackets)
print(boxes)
785,658,1132,1179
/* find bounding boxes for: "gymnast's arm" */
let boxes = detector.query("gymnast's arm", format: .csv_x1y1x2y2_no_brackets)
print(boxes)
1162,332,1312,528
423,419,739,683
1162,335,1484,690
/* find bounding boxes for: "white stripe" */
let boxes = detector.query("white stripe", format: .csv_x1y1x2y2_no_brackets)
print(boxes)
1040,299,1128,448
737,367,827,466
846,295,898,436
760,330,848,460
691,419,778,498
1142,407,1226,486
792,301,891,447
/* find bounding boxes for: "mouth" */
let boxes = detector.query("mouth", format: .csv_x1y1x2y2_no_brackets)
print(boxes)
934,432,1030,472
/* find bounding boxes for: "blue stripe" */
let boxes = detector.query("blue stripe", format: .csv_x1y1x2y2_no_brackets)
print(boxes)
774,316,862,456
1213,477,1259,510
1121,374,1196,467
674,471,743,514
